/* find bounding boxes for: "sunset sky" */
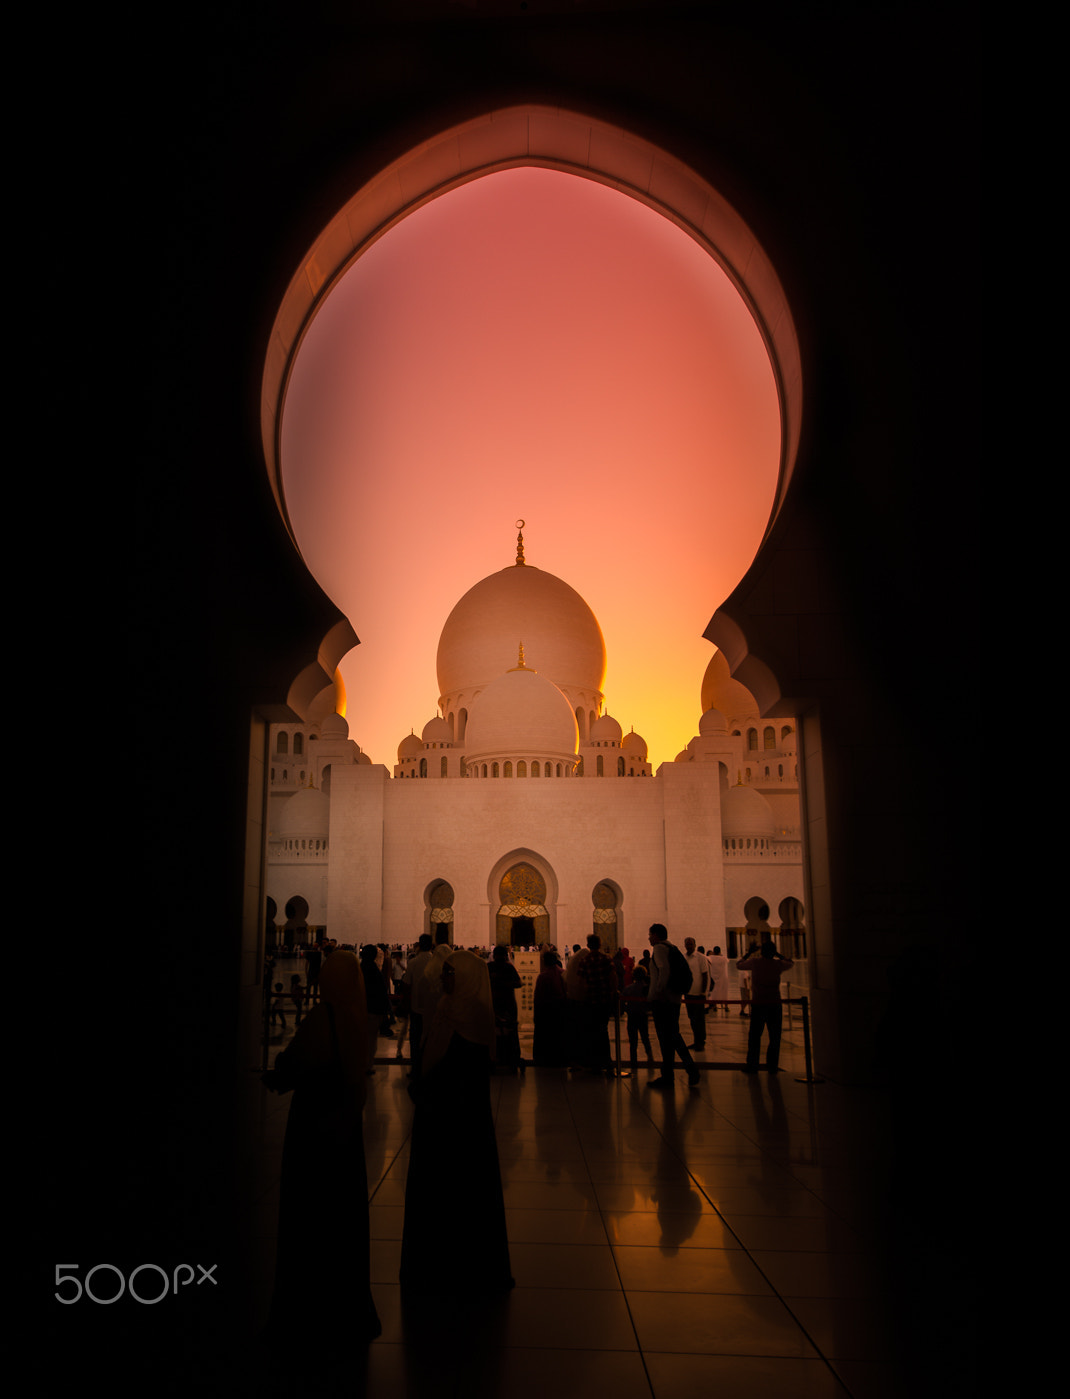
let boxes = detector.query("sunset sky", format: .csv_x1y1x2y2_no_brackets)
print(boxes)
280,167,780,769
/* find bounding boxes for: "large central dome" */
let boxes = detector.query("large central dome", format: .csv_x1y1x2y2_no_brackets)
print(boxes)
437,561,607,701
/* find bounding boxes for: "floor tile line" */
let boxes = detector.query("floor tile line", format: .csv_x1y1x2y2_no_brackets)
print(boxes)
560,1074,657,1398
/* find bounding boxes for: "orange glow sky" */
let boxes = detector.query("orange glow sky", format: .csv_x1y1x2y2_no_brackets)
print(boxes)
281,168,780,769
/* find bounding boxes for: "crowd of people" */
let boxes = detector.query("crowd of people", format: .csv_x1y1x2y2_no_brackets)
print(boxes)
259,925,795,1372
264,928,795,1081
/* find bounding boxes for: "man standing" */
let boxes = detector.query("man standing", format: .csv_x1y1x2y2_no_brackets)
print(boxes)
683,938,709,1049
736,940,794,1073
403,933,435,1076
646,925,699,1089
706,945,729,1014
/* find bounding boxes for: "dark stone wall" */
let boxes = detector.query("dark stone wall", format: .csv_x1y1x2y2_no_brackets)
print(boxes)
39,4,978,1384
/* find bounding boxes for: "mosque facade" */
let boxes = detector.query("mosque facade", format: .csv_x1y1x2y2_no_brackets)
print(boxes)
265,533,806,959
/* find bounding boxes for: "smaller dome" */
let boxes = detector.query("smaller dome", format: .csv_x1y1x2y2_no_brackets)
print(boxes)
674,749,692,763
698,706,728,736
589,713,622,745
320,712,349,740
622,728,647,759
398,731,422,762
465,665,579,762
701,650,759,726
277,784,330,838
421,716,452,746
721,783,776,839
356,750,372,765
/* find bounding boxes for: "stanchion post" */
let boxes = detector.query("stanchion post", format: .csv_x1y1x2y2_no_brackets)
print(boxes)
796,995,825,1084
261,980,271,1072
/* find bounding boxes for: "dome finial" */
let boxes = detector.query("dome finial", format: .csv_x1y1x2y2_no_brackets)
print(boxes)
515,518,526,566
509,641,533,672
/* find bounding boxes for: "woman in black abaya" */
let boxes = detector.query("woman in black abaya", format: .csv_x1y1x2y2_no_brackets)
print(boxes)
400,949,514,1294
264,949,381,1342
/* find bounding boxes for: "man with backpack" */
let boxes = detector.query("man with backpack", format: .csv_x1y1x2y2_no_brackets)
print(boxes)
646,924,700,1089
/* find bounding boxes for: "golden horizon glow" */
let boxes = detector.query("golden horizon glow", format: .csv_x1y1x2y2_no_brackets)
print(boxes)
282,168,780,767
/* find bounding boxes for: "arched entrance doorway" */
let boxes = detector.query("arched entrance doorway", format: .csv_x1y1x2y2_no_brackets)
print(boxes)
592,881,621,954
252,105,809,1061
283,894,309,949
426,880,455,945
779,896,806,959
495,861,550,948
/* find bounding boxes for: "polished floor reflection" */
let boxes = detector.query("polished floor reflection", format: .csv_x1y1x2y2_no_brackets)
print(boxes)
250,1006,963,1398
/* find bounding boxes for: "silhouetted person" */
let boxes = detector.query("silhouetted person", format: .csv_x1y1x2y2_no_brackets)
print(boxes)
359,943,391,1074
578,932,618,1073
736,940,793,1072
403,933,434,1078
263,951,380,1347
533,950,567,1065
488,944,523,1069
683,937,709,1048
706,945,729,1013
646,924,699,1088
622,963,655,1075
400,951,514,1295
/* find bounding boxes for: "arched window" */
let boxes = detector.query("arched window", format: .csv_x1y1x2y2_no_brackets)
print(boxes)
617,756,625,776
504,761,513,778
459,757,467,777
293,733,304,756
531,761,540,777
747,728,757,751
441,756,448,777
597,755,604,776
277,731,289,754
517,761,527,777
764,726,776,749
419,758,427,778
492,762,499,778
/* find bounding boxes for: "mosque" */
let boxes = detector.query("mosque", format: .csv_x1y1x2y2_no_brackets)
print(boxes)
265,528,806,958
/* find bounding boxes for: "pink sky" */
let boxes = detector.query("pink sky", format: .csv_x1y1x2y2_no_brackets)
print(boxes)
281,167,780,769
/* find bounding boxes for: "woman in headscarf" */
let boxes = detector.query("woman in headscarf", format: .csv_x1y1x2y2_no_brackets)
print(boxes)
487,943,523,1070
263,949,381,1342
533,948,567,1066
400,949,514,1294
359,941,391,1073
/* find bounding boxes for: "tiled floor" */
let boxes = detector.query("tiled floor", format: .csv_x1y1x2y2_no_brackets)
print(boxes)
247,995,971,1398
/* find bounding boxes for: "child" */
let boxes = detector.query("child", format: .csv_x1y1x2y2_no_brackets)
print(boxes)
289,973,304,1026
270,982,288,1032
622,964,655,1075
